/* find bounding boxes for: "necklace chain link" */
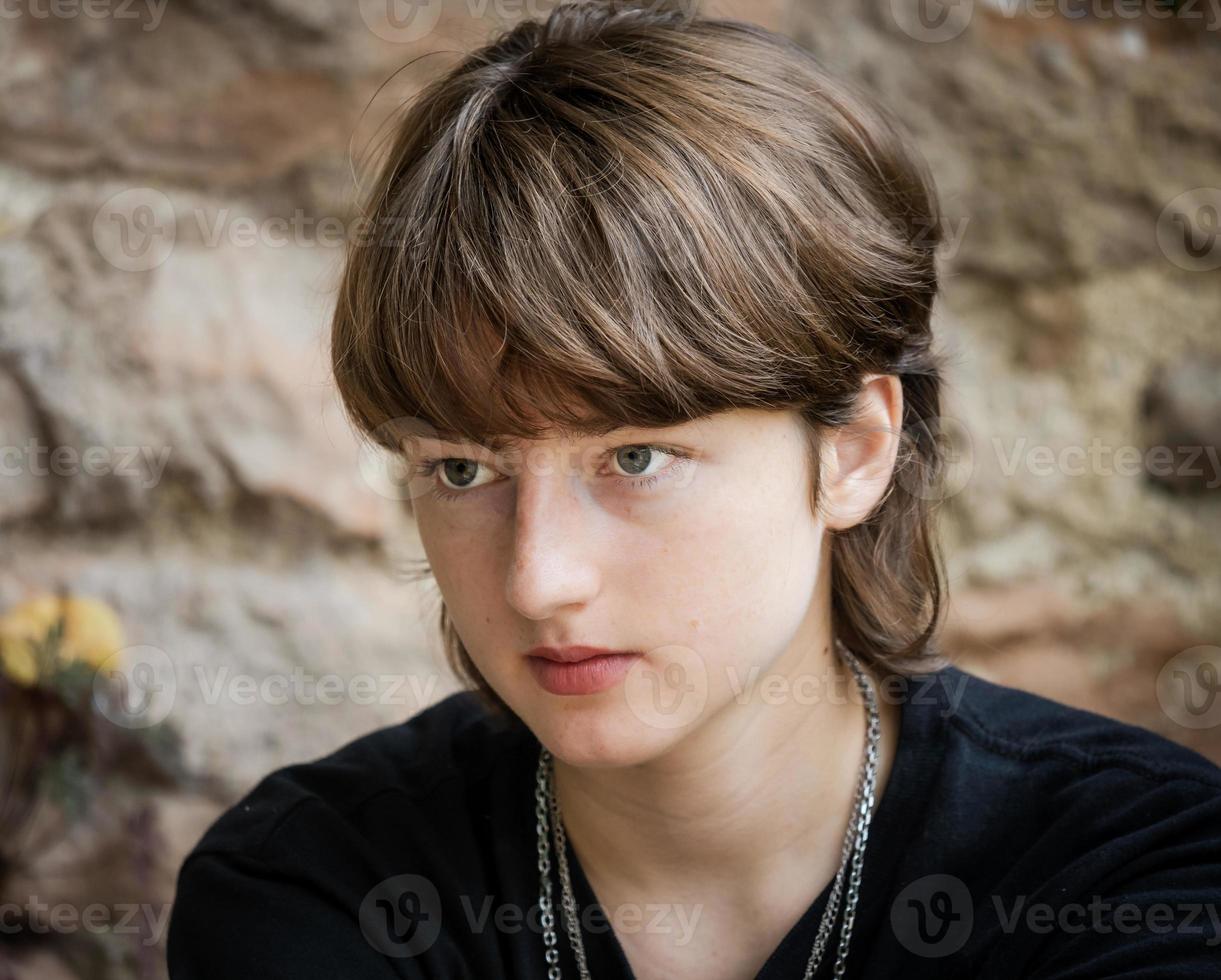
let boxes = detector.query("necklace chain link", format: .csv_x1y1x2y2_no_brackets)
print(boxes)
533,637,881,979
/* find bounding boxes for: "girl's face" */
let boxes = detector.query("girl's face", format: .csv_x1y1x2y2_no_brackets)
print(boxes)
410,407,829,767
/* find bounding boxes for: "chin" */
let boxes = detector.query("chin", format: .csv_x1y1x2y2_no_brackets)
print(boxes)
527,695,673,770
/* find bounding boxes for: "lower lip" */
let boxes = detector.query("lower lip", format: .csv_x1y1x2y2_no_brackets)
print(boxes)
527,653,642,696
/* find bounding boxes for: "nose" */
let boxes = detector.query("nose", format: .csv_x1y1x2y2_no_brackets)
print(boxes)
503,460,602,620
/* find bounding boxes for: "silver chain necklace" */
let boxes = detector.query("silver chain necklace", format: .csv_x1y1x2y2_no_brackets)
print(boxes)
533,637,881,979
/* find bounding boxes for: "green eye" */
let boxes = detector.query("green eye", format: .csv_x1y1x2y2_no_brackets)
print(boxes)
439,459,481,489
613,445,656,477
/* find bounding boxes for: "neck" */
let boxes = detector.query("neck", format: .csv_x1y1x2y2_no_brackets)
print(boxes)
552,633,901,905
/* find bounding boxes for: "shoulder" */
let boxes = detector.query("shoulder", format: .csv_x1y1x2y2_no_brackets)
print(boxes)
904,665,1221,977
167,690,532,978
182,688,529,861
925,662,1221,792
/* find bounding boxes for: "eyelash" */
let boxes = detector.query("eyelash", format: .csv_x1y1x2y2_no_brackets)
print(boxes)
413,444,693,504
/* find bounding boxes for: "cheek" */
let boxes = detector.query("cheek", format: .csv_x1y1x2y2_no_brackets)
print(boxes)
416,519,499,629
676,481,823,676
615,478,822,654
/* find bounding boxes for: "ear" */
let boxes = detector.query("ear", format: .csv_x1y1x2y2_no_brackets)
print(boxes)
817,373,904,531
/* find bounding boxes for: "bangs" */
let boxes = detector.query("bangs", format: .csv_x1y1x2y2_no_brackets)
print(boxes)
331,44,854,452
340,141,799,452
331,9,938,457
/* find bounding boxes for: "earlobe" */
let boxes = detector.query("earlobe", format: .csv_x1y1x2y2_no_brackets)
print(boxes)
818,374,904,531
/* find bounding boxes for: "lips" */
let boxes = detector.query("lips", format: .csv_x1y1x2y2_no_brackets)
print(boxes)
524,645,637,664
526,650,643,695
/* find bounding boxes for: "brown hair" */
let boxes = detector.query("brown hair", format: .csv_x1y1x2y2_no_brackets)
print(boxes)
331,0,952,720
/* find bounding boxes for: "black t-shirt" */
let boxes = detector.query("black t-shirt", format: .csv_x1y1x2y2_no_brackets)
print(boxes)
166,663,1221,978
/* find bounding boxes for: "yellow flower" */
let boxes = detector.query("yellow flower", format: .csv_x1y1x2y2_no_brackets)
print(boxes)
0,636,39,686
0,594,126,686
